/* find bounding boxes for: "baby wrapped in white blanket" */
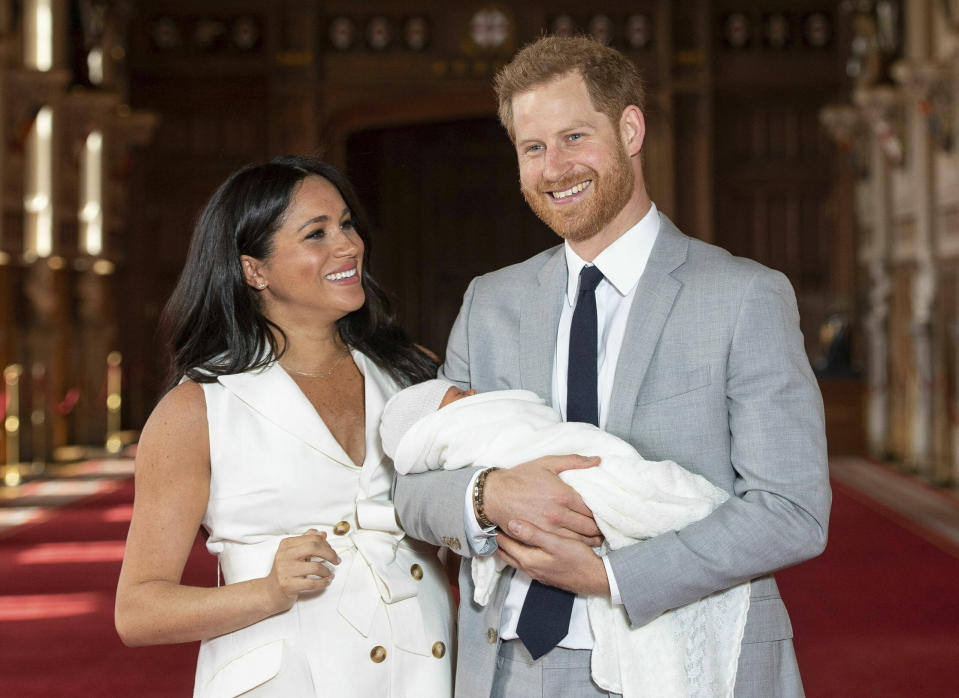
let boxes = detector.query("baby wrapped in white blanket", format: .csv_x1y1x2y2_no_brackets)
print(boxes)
381,380,750,698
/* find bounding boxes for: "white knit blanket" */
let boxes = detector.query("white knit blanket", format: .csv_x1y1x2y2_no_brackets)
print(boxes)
389,390,750,698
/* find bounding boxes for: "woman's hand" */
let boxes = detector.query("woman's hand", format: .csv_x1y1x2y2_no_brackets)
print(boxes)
264,529,341,613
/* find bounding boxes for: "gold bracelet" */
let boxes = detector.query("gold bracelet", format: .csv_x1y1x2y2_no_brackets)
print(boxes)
473,467,498,529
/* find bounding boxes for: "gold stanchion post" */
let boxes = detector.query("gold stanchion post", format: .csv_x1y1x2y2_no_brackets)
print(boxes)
30,362,48,475
3,364,23,486
105,351,122,454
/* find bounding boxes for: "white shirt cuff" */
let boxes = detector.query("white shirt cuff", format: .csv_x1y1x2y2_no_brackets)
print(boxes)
602,554,623,605
464,469,497,556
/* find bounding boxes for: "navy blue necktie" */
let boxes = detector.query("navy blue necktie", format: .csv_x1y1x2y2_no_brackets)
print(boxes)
516,264,604,660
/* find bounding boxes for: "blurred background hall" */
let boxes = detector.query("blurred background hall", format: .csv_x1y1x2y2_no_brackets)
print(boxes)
1,0,958,695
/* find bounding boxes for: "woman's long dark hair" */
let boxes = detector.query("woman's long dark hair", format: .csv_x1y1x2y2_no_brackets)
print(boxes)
160,155,437,390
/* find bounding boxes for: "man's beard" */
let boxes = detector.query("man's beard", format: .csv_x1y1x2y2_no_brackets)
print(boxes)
521,146,634,243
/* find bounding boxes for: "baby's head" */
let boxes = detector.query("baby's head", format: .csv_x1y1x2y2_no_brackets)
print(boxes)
380,378,476,457
439,384,476,408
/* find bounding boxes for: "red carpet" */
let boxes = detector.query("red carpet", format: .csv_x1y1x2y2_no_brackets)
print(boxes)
1,475,957,696
777,480,959,697
0,479,212,697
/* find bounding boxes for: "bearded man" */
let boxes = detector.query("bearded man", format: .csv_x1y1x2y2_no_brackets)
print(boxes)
394,36,831,698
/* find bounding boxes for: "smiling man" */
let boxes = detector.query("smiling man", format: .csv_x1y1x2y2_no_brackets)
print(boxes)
394,36,831,698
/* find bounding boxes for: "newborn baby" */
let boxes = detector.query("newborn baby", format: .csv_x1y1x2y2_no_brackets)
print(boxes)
381,379,751,698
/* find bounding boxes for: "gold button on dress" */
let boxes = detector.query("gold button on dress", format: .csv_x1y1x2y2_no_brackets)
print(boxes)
410,564,423,580
370,646,387,663
333,521,351,535
431,641,446,658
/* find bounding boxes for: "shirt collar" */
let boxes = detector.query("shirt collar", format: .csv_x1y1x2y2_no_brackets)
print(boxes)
564,201,660,305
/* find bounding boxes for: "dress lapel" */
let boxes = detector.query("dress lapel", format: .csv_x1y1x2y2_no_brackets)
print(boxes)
217,360,356,468
606,214,688,439
520,247,566,404
354,351,401,492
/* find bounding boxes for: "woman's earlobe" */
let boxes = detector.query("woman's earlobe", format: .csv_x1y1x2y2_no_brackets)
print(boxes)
240,255,265,289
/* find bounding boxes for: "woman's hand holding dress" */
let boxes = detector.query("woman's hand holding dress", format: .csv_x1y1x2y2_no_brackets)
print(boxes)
264,530,340,613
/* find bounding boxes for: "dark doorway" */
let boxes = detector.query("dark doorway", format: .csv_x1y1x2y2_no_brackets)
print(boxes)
346,117,556,359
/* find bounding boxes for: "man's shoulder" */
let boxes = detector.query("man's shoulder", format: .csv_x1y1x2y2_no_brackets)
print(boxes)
672,225,786,286
471,243,564,292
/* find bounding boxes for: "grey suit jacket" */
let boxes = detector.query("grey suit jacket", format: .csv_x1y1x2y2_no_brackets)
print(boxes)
394,214,831,698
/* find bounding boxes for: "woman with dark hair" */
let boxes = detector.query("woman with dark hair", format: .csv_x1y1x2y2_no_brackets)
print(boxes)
115,156,454,697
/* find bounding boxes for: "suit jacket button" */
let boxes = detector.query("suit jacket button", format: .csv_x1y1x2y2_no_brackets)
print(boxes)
410,564,423,580
432,641,446,658
487,627,497,643
333,521,350,535
370,646,387,663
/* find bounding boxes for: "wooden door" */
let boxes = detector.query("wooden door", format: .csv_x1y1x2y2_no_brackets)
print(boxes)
346,117,556,358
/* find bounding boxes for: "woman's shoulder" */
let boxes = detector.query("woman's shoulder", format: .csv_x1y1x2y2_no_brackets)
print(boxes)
142,380,208,442
164,378,207,407
135,379,211,476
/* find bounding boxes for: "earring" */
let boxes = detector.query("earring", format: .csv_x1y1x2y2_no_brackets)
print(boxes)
257,282,265,289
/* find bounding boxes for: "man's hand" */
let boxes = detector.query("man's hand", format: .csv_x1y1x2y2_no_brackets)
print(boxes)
496,519,610,596
482,455,602,545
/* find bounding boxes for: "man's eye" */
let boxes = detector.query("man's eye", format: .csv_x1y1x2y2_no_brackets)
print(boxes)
526,144,544,154
568,133,582,141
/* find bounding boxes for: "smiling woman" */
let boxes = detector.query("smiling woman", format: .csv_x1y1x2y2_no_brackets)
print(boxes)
114,156,454,698
239,176,367,342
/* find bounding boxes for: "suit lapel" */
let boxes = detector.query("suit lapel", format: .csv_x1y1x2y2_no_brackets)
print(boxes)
520,247,566,404
607,214,688,439
218,360,356,468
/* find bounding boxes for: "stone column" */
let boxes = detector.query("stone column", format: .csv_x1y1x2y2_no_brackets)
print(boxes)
892,55,945,478
852,88,901,459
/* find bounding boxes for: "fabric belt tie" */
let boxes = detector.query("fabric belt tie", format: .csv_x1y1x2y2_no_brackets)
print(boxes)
216,500,427,653
517,264,605,660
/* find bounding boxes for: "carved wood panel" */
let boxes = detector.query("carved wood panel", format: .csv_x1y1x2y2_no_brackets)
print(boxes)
713,90,837,354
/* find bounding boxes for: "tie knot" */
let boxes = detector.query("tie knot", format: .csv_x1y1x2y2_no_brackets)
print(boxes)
578,265,604,293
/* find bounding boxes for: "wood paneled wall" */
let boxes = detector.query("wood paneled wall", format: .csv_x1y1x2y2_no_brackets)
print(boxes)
118,0,849,435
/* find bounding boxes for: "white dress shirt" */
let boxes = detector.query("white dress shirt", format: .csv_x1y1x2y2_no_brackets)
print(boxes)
464,202,661,649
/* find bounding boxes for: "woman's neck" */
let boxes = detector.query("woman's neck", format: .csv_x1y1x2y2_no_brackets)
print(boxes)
272,324,348,374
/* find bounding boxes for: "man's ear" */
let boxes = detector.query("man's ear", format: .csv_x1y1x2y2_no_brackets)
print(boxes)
240,255,266,290
619,105,646,158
